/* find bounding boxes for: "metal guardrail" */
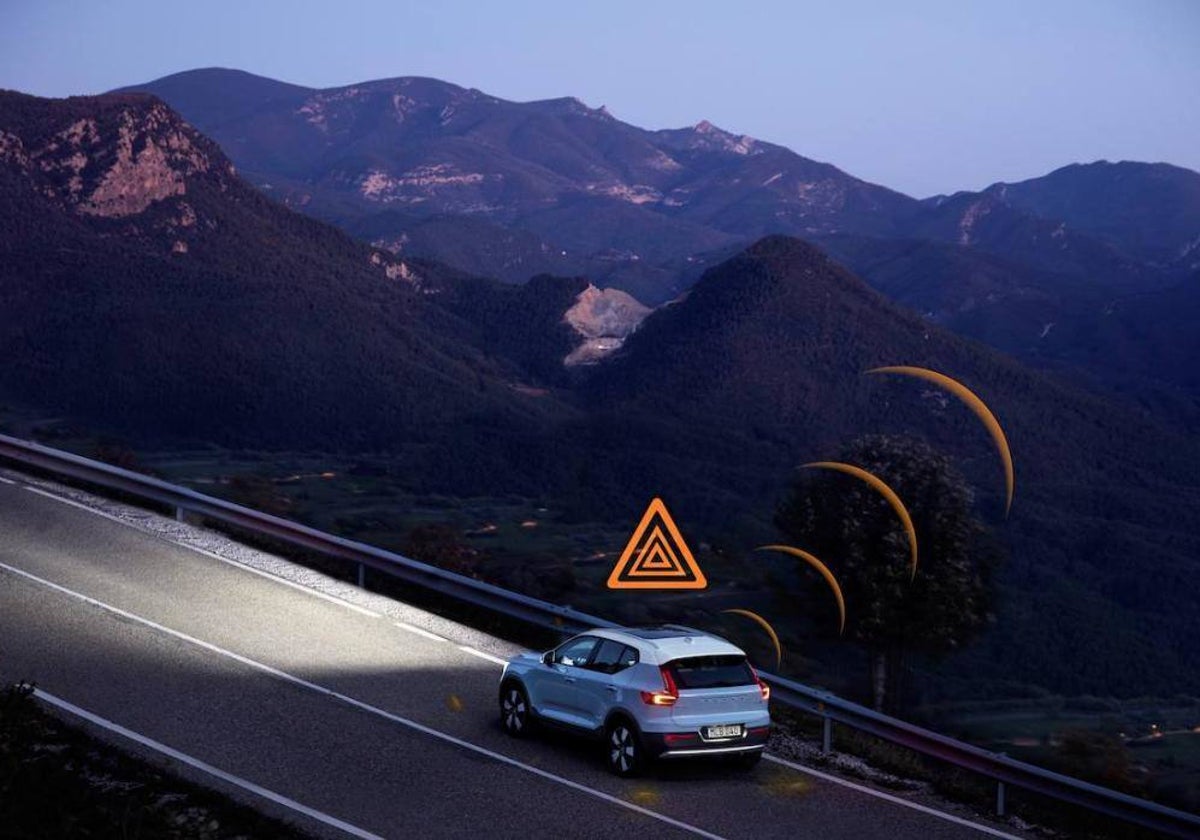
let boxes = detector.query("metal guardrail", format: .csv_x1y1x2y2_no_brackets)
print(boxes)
0,433,614,636
1,432,1197,838
767,678,1200,836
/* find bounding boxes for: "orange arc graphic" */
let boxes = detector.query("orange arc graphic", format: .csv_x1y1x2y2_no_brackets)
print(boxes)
756,545,846,635
867,365,1014,517
803,461,919,579
722,608,783,669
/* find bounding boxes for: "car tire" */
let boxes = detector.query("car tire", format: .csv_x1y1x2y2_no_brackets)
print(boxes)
605,718,643,777
499,682,531,738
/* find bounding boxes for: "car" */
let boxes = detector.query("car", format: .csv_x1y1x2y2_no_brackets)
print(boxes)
498,625,771,776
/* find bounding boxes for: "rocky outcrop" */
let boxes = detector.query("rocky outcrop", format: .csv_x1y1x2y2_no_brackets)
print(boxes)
2,96,234,220
563,284,651,366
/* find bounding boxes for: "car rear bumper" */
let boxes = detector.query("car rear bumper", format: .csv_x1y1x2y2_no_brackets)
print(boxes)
642,725,770,759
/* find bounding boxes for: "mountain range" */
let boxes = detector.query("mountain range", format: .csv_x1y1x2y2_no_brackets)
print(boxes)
114,68,918,303
2,81,1200,704
117,69,1200,414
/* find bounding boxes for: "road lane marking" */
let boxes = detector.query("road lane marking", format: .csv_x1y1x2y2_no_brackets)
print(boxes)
393,620,448,642
763,755,1022,839
0,561,727,840
456,645,509,666
0,475,16,484
20,484,381,617
24,483,164,523
34,689,385,840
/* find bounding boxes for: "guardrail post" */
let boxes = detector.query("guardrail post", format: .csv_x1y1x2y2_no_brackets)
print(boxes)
996,780,1006,817
356,562,366,589
822,714,832,755
175,506,186,523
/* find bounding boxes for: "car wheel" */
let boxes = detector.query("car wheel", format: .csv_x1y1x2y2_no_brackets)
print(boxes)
499,682,531,737
606,719,643,777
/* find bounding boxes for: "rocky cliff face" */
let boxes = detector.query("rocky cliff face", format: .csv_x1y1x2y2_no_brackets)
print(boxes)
563,284,651,366
0,90,420,284
0,92,242,262
1,95,233,218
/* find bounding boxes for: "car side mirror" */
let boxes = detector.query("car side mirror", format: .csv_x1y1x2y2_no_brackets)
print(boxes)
541,650,554,665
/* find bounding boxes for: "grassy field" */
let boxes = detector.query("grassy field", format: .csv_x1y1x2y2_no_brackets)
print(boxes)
931,697,1200,814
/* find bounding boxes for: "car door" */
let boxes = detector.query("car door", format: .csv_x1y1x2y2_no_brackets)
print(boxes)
536,635,599,727
576,640,640,729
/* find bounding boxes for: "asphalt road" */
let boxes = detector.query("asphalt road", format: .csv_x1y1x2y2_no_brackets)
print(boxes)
0,475,1027,840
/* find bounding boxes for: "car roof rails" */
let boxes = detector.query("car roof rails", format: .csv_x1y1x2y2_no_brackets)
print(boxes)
626,623,710,637
660,623,707,635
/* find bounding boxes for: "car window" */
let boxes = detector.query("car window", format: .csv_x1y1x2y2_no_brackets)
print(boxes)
666,655,756,688
553,636,599,667
589,640,639,674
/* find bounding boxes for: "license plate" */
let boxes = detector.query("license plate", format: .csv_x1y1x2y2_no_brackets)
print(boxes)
705,724,743,739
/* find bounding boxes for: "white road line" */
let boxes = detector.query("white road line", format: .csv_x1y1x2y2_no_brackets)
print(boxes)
25,483,157,522
393,620,448,642
456,645,508,666
34,689,384,840
0,561,727,840
0,475,16,484
20,484,380,618
763,755,1021,839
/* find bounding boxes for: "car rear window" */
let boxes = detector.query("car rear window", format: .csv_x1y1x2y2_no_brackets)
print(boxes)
666,655,756,689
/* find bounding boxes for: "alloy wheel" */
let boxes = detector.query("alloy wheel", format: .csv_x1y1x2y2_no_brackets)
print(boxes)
608,722,639,776
500,686,528,736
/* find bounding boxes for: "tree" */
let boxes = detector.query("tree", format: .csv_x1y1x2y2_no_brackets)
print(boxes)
775,434,999,713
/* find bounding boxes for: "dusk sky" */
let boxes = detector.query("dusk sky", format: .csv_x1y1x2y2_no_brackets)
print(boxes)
2,0,1197,197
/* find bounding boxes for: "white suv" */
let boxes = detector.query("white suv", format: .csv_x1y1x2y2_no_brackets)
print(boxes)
498,625,771,776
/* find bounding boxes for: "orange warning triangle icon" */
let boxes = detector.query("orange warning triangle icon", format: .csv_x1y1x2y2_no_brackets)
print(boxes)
607,498,708,589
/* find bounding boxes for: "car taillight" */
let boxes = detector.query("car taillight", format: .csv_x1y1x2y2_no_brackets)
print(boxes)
749,664,771,702
640,665,679,706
